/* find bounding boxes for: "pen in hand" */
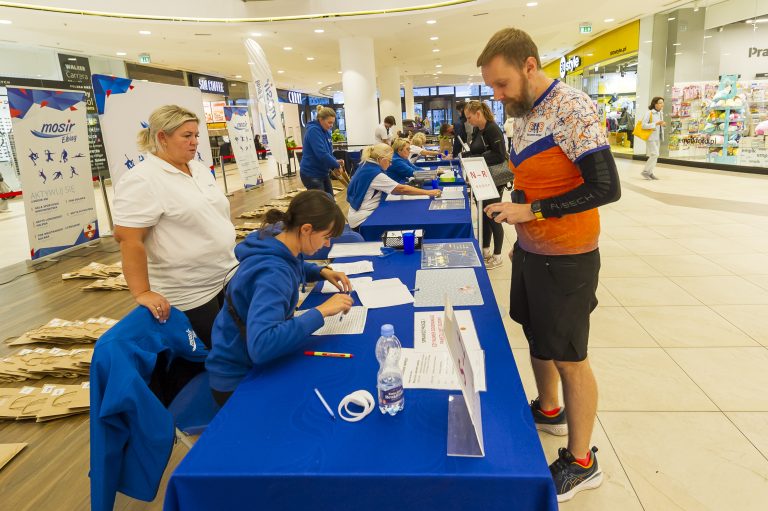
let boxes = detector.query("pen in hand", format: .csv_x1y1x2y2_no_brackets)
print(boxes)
339,290,350,321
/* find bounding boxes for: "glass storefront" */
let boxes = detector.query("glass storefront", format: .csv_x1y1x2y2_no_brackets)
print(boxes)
651,2,768,169
401,85,504,134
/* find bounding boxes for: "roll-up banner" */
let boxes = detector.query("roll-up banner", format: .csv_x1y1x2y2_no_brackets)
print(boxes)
245,39,289,166
91,75,214,188
223,106,263,188
7,86,99,260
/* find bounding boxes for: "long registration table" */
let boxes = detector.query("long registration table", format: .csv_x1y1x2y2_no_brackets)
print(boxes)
165,239,557,511
358,186,473,241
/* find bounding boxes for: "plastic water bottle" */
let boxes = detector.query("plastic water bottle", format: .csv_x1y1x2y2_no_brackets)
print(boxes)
376,324,405,415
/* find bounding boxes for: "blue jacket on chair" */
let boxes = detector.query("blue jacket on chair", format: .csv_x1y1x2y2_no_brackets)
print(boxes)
89,306,208,511
385,153,419,183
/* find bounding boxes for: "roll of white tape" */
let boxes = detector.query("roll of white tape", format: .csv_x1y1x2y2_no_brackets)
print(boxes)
337,390,376,422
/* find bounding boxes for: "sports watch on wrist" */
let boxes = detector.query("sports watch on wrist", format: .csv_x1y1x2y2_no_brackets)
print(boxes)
530,200,545,221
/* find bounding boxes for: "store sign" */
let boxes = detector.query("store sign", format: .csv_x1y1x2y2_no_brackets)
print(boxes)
188,72,229,96
748,47,768,58
139,53,151,64
579,23,592,34
609,46,628,57
559,55,581,79
287,90,303,104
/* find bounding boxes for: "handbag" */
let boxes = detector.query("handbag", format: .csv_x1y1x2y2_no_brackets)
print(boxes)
487,161,514,187
633,112,655,141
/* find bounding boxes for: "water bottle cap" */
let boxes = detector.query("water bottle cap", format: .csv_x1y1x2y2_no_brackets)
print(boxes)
381,324,394,337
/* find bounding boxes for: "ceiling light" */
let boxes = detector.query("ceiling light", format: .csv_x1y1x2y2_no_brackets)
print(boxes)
426,19,437,24
306,57,315,61
314,29,325,33
673,43,681,46
430,36,439,41
337,71,342,74
139,30,151,35
644,40,653,43
433,49,440,53
604,18,614,23
248,61,254,64
674,52,683,55
526,2,538,6
231,83,237,87
435,64,442,68
235,75,242,78
277,70,285,74
283,46,293,51
668,17,676,21
437,71,443,74
317,81,323,84
0,20,12,25
704,35,712,39
116,52,127,56
67,57,77,61
250,32,262,37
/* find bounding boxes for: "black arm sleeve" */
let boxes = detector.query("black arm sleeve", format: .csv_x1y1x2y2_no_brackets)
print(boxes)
480,124,507,166
538,148,621,218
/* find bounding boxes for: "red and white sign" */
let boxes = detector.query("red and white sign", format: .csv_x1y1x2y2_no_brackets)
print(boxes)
460,156,499,201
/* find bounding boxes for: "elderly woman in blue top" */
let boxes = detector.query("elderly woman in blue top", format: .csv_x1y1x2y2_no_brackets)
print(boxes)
300,106,343,196
385,138,422,183
347,143,441,230
206,190,354,405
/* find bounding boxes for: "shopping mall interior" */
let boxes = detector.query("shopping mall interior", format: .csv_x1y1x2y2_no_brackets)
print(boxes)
1,1,767,510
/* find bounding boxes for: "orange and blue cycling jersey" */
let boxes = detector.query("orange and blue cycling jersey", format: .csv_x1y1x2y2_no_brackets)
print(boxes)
510,80,609,256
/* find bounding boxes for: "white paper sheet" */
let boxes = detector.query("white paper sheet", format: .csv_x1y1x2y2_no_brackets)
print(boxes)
413,310,482,352
385,194,429,201
327,260,374,276
320,277,373,294
328,242,384,258
355,278,415,309
399,348,486,391
434,186,464,200
296,307,368,335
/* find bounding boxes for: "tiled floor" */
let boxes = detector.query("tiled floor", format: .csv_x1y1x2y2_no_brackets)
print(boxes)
489,159,768,510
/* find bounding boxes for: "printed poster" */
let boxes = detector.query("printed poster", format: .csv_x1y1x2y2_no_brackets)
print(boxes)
223,106,263,188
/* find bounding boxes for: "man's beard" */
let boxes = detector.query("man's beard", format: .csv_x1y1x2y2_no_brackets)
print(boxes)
503,77,535,117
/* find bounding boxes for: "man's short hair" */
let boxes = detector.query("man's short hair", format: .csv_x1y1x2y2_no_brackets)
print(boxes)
384,115,396,125
476,27,542,69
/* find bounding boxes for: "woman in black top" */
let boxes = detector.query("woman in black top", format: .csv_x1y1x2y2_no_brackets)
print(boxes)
464,100,508,269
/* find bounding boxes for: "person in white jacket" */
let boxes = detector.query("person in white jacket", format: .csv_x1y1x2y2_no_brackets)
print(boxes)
641,97,666,180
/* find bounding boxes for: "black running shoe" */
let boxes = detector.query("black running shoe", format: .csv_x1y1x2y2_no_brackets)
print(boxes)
530,398,568,436
550,446,603,503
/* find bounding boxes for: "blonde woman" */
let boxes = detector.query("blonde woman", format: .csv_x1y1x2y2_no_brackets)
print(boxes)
113,105,237,351
301,106,344,196
385,138,421,183
408,132,443,163
346,143,441,229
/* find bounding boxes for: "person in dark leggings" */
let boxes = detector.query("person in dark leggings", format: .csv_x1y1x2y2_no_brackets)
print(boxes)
464,100,509,269
300,106,343,198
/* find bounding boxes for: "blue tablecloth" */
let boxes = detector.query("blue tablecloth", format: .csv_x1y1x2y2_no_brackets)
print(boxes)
358,188,473,241
165,239,557,511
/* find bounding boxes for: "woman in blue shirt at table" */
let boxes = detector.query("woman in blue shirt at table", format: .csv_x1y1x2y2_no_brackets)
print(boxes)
346,143,441,230
385,138,421,183
300,106,343,197
206,190,354,405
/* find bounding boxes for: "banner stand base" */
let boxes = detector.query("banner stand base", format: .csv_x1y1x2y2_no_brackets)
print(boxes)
28,239,102,267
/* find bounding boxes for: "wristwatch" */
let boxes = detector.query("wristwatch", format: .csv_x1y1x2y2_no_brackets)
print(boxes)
530,200,545,221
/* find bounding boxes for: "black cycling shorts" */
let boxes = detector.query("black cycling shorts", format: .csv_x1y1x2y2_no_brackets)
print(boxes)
509,243,600,362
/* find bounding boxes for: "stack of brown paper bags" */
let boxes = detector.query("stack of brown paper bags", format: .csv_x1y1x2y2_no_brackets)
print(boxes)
0,347,93,383
81,275,128,291
238,206,271,219
235,222,261,239
0,383,89,422
0,443,27,471
5,317,117,346
62,261,123,280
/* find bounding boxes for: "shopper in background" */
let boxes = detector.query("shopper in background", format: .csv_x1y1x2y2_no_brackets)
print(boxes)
408,132,443,163
438,123,455,155
206,190,353,405
386,138,421,183
463,100,509,269
478,27,620,502
113,104,238,403
374,115,397,145
641,96,665,180
452,101,469,156
301,106,344,196
346,143,441,230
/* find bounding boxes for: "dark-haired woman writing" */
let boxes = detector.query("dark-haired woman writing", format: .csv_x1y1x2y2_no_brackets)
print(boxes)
206,190,354,405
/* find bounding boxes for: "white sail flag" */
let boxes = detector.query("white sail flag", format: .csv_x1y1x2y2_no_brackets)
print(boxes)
245,39,289,165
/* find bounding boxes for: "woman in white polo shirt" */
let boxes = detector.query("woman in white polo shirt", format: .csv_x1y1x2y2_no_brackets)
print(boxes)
113,105,237,352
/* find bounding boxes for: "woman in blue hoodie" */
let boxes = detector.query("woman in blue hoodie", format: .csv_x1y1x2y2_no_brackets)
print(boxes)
206,190,354,404
300,106,343,197
385,138,421,183
347,143,441,230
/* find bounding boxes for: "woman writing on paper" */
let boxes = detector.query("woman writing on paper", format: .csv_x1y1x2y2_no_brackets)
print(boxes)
113,105,237,403
346,143,441,230
385,138,421,183
640,96,665,180
206,190,353,405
